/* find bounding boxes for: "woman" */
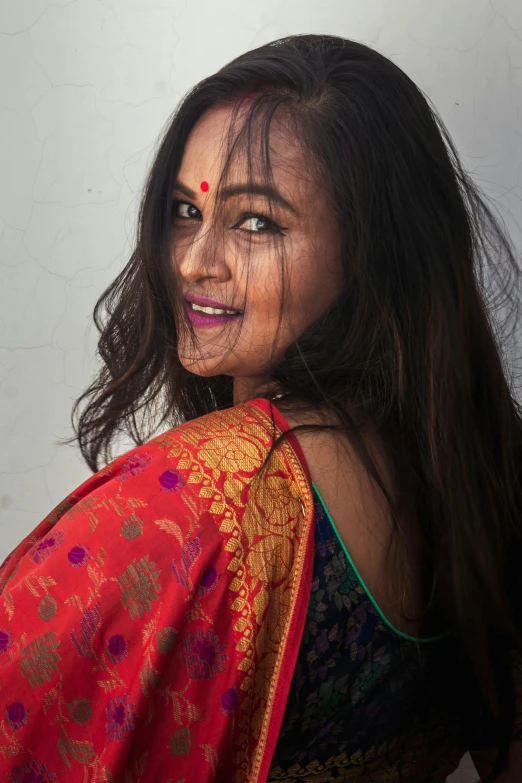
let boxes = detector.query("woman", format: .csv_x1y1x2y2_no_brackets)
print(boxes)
0,34,520,783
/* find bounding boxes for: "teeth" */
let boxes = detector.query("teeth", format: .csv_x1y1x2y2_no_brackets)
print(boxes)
191,303,239,316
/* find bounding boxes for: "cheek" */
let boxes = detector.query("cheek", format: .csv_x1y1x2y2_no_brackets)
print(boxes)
283,251,341,329
170,229,199,267
240,248,285,319
242,242,341,337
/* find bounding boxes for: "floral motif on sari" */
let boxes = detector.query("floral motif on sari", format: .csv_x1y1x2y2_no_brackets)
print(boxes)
0,400,314,783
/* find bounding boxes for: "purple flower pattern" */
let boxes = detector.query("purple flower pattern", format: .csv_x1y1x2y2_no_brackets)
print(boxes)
67,544,91,568
106,694,136,742
220,687,239,716
0,628,13,654
172,536,201,590
71,604,101,660
8,759,57,783
115,452,152,482
29,531,65,565
197,566,222,597
106,634,128,664
182,627,227,680
159,468,186,493
5,702,28,731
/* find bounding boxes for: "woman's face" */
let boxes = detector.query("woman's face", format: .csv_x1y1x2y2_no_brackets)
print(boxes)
170,105,343,399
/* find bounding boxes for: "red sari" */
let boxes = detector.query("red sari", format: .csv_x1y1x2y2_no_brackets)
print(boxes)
0,399,314,783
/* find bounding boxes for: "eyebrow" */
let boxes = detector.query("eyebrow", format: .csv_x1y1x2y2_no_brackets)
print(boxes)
173,180,297,214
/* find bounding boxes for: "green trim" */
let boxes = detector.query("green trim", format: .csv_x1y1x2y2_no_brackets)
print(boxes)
311,482,446,644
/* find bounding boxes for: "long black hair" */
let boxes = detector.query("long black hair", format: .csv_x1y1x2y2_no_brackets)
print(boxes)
70,35,522,777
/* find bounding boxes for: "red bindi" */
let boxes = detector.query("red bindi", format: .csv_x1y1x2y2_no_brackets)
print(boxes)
200,180,209,192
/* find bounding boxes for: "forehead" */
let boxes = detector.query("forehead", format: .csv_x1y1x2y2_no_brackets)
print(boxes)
177,105,310,195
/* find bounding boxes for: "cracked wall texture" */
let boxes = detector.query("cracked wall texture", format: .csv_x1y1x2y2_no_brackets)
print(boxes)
1,3,521,776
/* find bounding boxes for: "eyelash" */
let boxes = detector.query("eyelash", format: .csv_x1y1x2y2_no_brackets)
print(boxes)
171,200,288,236
232,211,288,236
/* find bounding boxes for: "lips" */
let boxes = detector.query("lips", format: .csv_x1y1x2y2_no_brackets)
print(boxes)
183,292,243,329
184,292,243,316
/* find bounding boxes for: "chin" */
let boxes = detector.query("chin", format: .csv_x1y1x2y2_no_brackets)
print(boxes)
178,354,235,378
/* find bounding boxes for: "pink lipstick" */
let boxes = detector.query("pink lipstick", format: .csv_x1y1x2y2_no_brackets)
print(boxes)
184,293,243,329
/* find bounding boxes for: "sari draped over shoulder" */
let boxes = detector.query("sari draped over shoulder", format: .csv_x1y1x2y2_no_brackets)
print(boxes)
0,399,315,783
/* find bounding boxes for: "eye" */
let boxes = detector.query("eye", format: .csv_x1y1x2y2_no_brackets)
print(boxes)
172,200,201,221
233,213,287,235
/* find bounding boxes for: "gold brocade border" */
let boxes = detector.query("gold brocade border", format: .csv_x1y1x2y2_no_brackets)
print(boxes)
154,401,314,782
245,403,314,783
266,722,464,782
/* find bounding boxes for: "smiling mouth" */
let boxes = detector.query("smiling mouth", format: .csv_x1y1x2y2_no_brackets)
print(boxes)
188,302,242,316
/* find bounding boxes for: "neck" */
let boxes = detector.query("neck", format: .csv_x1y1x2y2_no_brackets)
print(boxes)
233,377,277,406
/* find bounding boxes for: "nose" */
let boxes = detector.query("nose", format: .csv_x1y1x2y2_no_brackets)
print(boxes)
175,225,231,286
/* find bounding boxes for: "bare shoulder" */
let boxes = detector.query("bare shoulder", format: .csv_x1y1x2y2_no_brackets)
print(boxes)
281,406,422,637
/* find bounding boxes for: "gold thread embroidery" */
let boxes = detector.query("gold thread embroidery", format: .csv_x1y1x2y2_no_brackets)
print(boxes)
147,401,314,782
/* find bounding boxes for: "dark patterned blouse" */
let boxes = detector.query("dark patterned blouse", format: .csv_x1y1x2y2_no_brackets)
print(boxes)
268,485,499,783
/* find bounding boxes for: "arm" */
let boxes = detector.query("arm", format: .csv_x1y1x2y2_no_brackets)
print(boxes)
0,437,229,781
